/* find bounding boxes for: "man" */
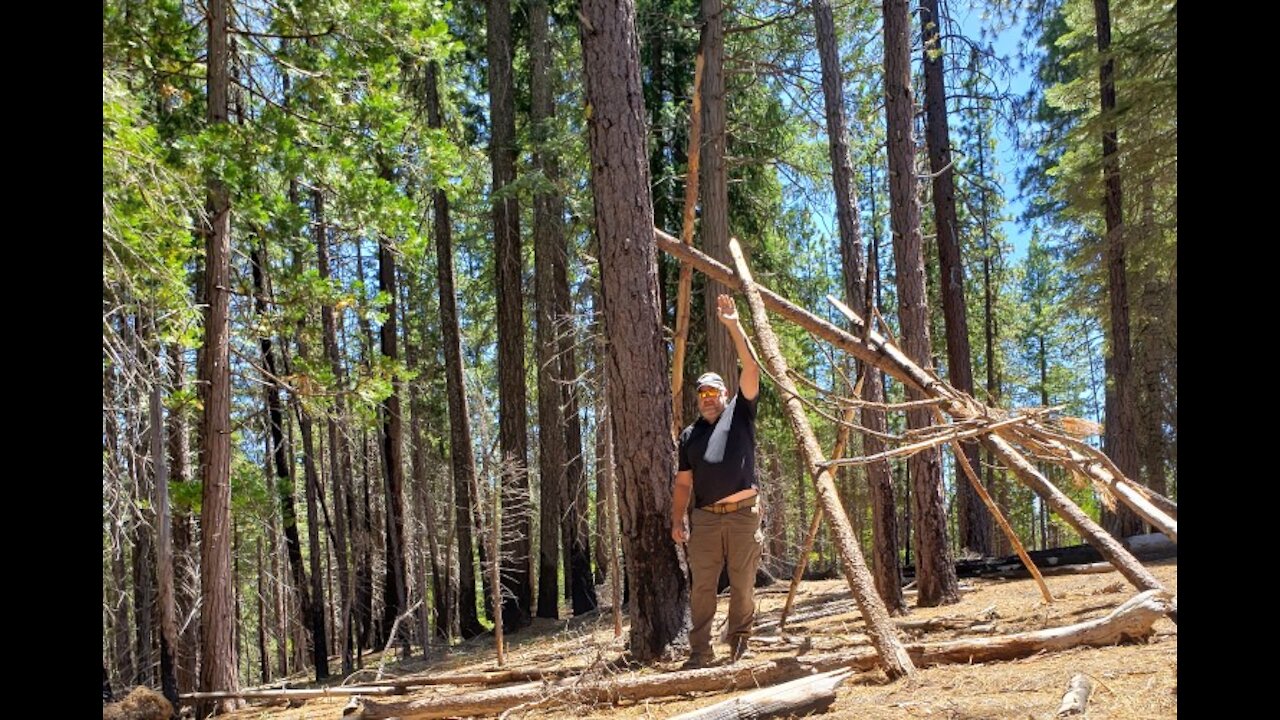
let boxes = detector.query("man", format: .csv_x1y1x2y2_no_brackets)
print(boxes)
671,293,762,668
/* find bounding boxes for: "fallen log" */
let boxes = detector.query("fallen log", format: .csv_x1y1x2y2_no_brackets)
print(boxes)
995,561,1116,578
668,668,854,720
180,685,405,701
1056,673,1093,716
346,580,1169,717
343,660,859,720
379,668,575,688
913,590,1169,666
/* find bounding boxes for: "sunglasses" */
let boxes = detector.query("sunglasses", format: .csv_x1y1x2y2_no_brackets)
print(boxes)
697,388,721,399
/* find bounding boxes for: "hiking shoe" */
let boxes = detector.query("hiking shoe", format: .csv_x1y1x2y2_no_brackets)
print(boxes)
730,636,755,663
680,652,716,670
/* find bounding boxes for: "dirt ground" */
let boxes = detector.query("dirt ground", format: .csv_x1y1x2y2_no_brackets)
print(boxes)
222,559,1176,719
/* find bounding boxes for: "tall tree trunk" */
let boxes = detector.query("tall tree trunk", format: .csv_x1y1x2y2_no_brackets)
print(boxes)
814,0,905,614
403,276,449,646
1092,0,1141,538
268,510,288,677
166,346,199,696
426,61,485,639
558,244,594,615
920,0,989,555
882,0,959,607
376,210,411,657
294,387,330,678
581,0,688,661
249,240,316,675
974,106,1007,557
353,204,377,657
487,0,533,632
355,427,375,653
151,364,180,709
256,540,270,683
864,233,906,612
111,533,133,688
593,330,613,589
314,187,355,674
531,0,564,621
197,0,240,710
132,453,156,688
699,0,736,390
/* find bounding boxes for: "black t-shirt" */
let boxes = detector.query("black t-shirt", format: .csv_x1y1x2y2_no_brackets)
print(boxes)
678,387,758,508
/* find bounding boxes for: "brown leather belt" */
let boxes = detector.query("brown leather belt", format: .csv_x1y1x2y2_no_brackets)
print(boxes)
699,495,758,515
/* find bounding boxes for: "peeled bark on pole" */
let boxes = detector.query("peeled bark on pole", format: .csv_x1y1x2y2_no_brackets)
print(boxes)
670,48,705,435
655,229,1171,602
668,668,853,720
727,237,914,680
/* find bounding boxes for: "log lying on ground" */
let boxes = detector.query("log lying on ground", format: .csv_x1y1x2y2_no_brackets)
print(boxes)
178,669,580,703
347,591,1171,719
180,685,407,701
378,668,575,688
998,561,1116,578
1056,673,1093,716
668,668,854,720
912,589,1169,666
344,660,860,720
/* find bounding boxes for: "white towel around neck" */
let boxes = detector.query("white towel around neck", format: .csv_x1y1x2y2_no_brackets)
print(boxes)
702,394,738,464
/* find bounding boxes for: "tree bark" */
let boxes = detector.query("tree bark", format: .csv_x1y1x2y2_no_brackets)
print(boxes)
812,0,905,613
487,0,532,632
531,0,564,621
151,371,180,709
920,0,990,555
882,0,959,606
698,0,736,390
376,209,410,656
1093,0,1142,538
197,0,240,711
580,0,688,661
425,61,485,640
315,187,355,673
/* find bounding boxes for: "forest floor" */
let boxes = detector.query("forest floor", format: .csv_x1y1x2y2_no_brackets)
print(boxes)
222,558,1176,719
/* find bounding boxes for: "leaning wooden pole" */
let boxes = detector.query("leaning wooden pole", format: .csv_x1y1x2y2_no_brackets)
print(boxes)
670,49,706,436
728,237,915,680
656,229,1170,602
779,505,824,632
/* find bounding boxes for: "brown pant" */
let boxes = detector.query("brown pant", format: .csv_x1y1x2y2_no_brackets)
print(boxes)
687,503,763,657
